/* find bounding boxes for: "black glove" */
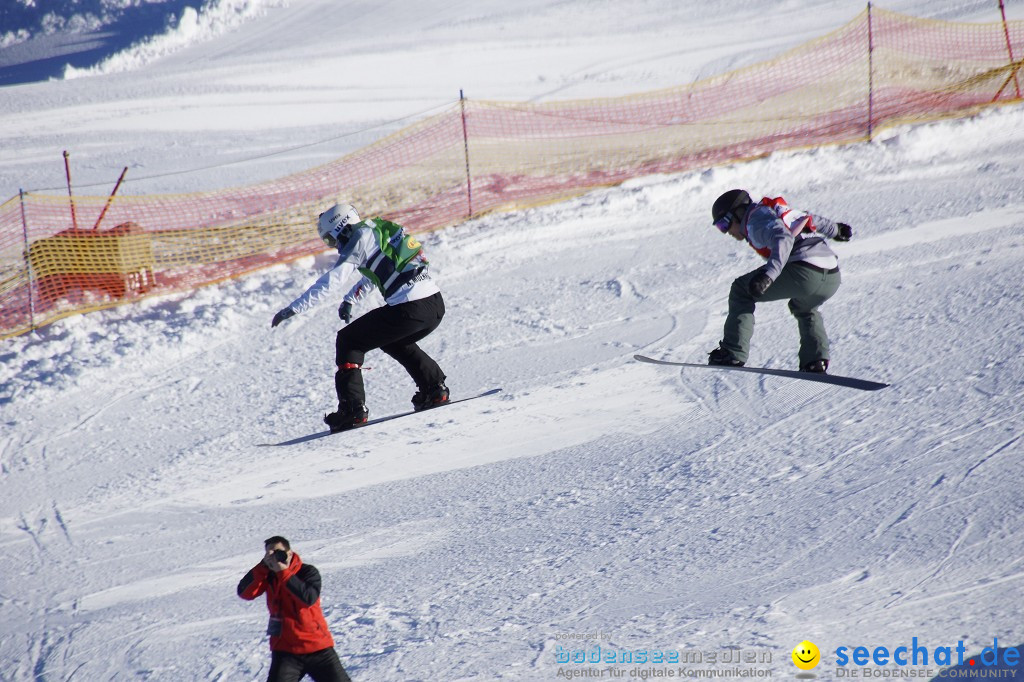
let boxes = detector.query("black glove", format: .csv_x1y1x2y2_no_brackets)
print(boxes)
338,301,353,323
271,308,295,328
748,272,773,298
834,222,852,242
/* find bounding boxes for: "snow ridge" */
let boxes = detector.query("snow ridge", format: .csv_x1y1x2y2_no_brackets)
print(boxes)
62,0,288,78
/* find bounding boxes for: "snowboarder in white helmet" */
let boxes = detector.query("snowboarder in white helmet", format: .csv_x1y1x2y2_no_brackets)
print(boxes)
271,203,449,431
708,189,853,372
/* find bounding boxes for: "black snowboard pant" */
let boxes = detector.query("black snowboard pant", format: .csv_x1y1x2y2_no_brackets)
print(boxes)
334,292,446,407
267,647,351,682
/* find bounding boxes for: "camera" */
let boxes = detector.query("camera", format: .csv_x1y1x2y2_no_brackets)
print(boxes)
272,549,289,564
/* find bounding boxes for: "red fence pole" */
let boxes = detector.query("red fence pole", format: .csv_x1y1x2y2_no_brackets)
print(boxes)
19,189,36,332
459,90,473,219
867,2,875,140
92,166,128,230
62,150,79,230
998,0,1021,99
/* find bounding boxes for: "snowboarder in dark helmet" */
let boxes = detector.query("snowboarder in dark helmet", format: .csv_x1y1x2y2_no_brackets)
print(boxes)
708,189,853,372
271,203,449,432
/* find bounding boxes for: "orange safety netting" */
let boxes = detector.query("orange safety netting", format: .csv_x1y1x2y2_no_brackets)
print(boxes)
1,7,1021,340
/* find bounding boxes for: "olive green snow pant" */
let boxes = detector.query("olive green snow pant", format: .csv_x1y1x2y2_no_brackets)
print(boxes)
720,261,841,367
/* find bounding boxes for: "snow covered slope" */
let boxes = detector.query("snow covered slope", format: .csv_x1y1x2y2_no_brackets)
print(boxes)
2,1,1024,680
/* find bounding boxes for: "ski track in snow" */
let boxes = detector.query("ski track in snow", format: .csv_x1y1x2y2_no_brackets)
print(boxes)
3,0,1024,679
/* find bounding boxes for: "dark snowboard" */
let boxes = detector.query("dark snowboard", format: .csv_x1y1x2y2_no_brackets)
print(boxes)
259,388,503,447
634,355,889,391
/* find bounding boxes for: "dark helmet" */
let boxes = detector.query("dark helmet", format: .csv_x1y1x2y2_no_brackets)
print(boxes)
711,189,752,223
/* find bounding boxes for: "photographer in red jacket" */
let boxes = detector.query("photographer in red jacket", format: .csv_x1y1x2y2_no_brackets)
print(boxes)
238,536,352,682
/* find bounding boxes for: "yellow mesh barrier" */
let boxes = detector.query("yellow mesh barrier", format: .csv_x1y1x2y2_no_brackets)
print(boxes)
1,8,1021,339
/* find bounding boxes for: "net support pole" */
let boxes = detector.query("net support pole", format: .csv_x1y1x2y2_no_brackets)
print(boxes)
459,90,473,219
867,2,875,140
62,150,79,230
19,189,36,333
998,0,1021,99
92,166,128,231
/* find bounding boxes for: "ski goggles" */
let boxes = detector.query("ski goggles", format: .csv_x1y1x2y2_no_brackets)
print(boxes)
714,214,733,233
321,224,352,248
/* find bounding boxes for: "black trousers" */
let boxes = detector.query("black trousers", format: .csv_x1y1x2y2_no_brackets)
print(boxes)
335,292,446,405
268,648,352,682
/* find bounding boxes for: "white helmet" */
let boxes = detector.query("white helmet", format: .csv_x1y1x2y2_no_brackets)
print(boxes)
317,203,360,247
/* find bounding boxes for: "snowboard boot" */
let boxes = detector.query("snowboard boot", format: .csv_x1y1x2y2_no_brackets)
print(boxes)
324,400,369,433
412,381,450,412
708,345,744,367
800,359,829,373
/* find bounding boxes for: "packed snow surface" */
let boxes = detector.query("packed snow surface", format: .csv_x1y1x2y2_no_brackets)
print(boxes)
2,0,1023,680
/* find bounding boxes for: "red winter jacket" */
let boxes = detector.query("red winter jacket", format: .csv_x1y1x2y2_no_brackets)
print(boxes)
237,553,336,654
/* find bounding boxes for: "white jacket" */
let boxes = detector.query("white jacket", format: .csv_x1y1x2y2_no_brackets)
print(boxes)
287,224,439,315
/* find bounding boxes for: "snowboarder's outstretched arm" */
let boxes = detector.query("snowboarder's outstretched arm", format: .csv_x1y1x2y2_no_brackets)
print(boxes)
283,258,359,316
807,213,853,241
271,229,375,327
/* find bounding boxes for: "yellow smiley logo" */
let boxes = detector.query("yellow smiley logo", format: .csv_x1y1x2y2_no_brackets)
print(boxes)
792,640,820,670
